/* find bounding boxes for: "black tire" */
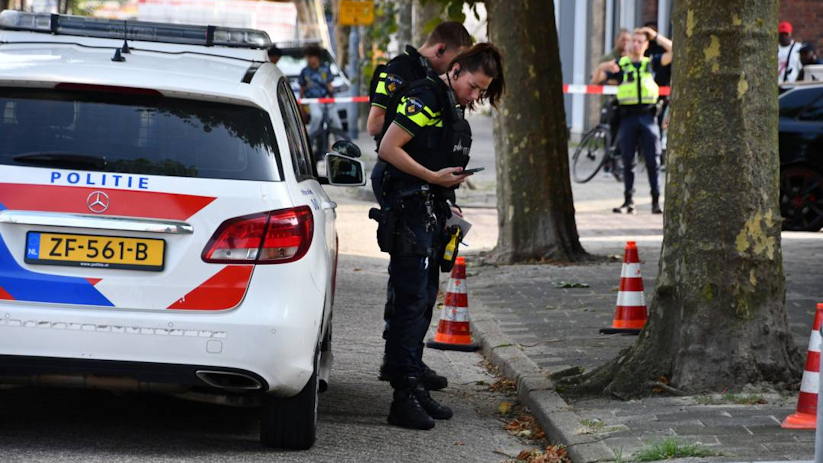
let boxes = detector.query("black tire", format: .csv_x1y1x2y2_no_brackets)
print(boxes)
260,347,319,450
572,126,610,183
781,166,823,232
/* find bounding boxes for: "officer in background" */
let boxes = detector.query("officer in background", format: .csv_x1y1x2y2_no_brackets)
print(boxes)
367,21,472,390
592,27,672,215
375,43,505,430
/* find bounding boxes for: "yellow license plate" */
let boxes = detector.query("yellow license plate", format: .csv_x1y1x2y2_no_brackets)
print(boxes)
25,232,165,272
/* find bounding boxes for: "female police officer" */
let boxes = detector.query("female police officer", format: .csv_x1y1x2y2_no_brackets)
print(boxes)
376,43,505,430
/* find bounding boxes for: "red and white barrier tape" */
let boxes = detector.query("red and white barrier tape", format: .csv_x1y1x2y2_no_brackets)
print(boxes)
297,85,671,104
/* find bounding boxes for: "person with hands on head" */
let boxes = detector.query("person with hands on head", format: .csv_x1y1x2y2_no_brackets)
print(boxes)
592,26,671,215
376,43,505,431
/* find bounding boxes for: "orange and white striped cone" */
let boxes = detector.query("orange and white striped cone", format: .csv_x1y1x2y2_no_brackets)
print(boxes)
782,303,823,429
427,257,479,352
600,241,647,335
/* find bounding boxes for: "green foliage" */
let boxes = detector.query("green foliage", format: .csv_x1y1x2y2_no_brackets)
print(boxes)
634,438,718,461
360,1,398,91
418,0,483,35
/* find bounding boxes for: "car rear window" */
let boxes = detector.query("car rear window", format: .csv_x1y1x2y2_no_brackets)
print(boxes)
0,87,283,181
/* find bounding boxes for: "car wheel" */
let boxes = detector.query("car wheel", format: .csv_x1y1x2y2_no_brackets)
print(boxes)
260,346,319,450
781,166,823,232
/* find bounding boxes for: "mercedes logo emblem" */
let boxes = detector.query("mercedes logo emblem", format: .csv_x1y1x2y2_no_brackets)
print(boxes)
87,191,110,214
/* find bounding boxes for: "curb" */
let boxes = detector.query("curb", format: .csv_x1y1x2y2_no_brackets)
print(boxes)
469,298,616,463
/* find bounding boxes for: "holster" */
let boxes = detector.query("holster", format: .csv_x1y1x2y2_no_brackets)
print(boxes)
368,206,427,257
440,225,462,273
369,207,399,254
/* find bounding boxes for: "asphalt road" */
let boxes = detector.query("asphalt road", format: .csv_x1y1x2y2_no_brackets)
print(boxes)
0,248,528,462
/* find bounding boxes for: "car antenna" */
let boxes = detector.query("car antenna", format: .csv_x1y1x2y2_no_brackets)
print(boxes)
112,21,128,61
121,20,130,54
112,47,126,62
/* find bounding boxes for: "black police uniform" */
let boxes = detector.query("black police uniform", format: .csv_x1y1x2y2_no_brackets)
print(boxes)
374,74,471,429
369,45,448,390
370,45,432,205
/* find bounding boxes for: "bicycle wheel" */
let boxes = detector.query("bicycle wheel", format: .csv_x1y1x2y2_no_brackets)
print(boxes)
572,125,610,183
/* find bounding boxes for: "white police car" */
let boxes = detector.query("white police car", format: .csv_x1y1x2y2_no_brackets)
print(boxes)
0,11,365,450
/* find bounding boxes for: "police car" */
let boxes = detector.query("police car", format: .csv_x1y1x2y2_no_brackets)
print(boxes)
0,11,364,450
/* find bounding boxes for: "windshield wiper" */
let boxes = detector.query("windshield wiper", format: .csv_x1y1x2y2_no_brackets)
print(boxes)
13,152,107,170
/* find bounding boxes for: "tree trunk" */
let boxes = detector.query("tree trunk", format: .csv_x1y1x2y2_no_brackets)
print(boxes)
412,0,440,47
395,0,413,51
486,0,587,264
331,0,350,72
580,0,802,398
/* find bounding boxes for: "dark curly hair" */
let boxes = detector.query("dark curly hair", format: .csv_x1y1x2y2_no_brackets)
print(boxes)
448,42,506,110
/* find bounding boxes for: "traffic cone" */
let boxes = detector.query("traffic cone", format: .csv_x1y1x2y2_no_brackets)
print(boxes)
427,257,479,352
782,303,823,429
600,241,647,335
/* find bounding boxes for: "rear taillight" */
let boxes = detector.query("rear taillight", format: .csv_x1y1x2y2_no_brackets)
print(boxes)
202,206,313,264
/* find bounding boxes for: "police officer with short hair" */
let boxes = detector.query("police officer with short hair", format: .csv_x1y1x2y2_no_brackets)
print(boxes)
367,21,472,390
593,27,672,214
374,43,505,430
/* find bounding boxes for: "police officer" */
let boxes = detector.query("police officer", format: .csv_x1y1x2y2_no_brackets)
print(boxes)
376,43,505,430
367,21,472,390
593,27,672,214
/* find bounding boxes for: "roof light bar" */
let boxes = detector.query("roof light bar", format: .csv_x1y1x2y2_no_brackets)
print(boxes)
0,11,271,49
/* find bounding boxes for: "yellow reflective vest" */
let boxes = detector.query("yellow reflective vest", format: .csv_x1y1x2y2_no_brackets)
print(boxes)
616,56,659,105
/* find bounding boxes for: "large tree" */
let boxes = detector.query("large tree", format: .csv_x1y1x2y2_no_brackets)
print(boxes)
486,0,586,263
564,0,802,397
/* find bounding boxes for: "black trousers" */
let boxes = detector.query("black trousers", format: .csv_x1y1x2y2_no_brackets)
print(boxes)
384,194,444,380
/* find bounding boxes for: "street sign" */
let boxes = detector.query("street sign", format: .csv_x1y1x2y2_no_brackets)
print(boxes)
338,0,374,26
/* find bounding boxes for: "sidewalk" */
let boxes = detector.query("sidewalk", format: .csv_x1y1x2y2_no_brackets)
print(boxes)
343,115,820,461
465,202,823,461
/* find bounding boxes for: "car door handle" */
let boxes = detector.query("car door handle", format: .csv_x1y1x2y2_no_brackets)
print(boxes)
321,200,337,210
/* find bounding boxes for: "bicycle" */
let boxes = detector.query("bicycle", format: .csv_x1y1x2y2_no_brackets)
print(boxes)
308,101,350,159
572,99,624,183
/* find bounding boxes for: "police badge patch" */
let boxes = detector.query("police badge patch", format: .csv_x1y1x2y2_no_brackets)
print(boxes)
406,97,424,116
386,74,403,93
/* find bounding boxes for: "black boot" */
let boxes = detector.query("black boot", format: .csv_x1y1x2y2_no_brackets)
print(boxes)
612,191,636,214
378,355,389,381
651,193,663,214
387,377,435,430
420,364,447,391
413,381,453,420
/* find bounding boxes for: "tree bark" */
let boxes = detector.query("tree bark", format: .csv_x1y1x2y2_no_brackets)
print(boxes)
486,0,587,264
579,0,802,398
395,0,413,51
412,0,440,47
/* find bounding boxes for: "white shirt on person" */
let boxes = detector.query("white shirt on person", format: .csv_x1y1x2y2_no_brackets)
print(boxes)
779,41,803,83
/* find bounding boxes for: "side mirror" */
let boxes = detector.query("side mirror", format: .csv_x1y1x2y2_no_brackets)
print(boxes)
325,153,366,186
332,139,361,158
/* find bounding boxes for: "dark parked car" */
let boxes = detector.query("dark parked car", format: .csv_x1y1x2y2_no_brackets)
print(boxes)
780,83,823,231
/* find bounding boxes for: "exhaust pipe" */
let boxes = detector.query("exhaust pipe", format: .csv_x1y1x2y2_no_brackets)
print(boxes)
195,370,262,391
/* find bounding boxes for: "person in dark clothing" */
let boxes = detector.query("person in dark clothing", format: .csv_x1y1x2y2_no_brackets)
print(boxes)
376,43,505,430
592,27,672,215
366,21,472,391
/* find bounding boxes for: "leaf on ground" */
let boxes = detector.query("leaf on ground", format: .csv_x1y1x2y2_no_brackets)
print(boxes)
553,281,590,288
491,378,516,393
353,267,362,272
511,445,570,463
498,401,513,415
